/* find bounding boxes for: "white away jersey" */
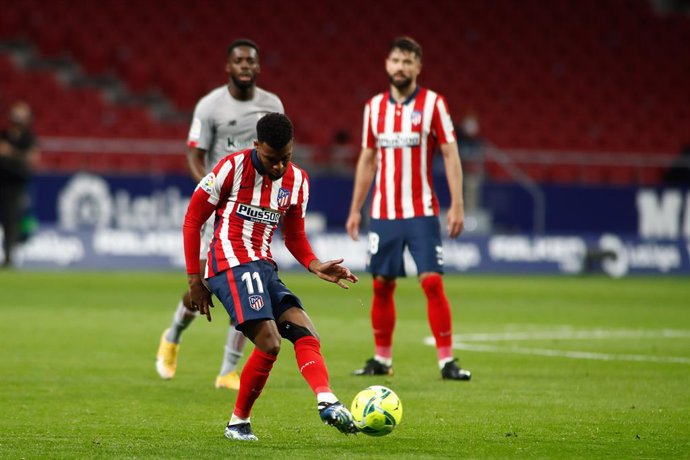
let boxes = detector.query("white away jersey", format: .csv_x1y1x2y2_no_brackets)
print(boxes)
187,86,284,172
362,87,456,220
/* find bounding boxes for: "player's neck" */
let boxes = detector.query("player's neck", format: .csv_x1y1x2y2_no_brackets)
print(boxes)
227,83,255,101
389,83,417,103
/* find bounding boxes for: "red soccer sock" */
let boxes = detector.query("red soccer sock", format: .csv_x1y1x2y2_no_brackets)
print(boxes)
233,348,276,419
372,279,396,360
294,336,331,395
421,274,453,362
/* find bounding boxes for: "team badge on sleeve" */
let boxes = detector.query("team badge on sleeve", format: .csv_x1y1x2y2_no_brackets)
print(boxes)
277,187,291,208
249,295,264,311
198,172,216,194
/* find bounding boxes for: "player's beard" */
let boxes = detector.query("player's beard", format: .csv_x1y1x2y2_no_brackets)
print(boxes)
388,74,413,92
231,74,256,91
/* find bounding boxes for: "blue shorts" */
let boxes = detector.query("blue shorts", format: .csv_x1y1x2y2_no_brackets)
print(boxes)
207,260,303,331
366,216,444,277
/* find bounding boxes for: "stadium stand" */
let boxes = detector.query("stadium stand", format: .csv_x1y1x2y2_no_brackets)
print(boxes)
1,0,688,183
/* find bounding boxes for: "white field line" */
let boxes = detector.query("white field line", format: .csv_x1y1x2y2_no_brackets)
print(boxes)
457,329,690,342
423,329,690,364
453,343,690,364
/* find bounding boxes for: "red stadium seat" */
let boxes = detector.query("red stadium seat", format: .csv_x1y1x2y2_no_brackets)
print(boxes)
0,0,687,178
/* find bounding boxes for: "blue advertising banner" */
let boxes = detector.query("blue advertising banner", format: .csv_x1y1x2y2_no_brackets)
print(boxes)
4,172,688,275
27,172,690,236
10,228,690,277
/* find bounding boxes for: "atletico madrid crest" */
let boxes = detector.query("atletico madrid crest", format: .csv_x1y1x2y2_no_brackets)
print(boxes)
277,187,291,208
411,110,423,126
249,295,264,311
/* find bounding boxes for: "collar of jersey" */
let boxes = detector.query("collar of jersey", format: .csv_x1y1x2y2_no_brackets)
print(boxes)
250,149,268,176
388,86,420,105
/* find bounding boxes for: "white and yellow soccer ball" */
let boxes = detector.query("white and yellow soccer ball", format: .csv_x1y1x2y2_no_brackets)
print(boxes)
350,385,403,436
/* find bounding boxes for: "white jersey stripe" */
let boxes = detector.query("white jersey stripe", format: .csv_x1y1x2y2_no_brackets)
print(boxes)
400,103,414,219
384,104,396,219
291,167,306,217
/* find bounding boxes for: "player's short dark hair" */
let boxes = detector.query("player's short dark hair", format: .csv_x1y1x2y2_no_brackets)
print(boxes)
227,38,259,57
257,113,293,149
390,36,422,61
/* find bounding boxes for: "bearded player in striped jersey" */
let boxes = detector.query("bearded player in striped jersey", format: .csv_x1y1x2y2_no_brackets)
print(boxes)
346,36,472,381
184,113,358,441
156,39,284,390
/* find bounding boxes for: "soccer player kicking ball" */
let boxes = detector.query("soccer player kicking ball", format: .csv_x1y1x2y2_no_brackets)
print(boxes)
347,36,471,381
183,113,358,441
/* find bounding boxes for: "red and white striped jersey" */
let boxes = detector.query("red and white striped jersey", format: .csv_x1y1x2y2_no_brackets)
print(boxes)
192,148,310,277
362,87,456,220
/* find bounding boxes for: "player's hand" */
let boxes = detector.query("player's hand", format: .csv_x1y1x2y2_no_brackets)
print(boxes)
346,212,361,241
187,274,214,322
447,204,465,238
308,258,359,289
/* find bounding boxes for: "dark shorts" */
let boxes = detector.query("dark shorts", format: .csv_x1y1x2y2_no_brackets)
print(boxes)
207,260,303,331
367,216,444,277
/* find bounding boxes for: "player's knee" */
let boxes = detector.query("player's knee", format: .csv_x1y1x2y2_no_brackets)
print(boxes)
420,272,443,295
255,332,282,355
263,340,281,356
278,321,315,344
373,277,396,296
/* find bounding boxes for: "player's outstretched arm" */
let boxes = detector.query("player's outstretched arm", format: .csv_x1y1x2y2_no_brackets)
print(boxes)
308,258,359,289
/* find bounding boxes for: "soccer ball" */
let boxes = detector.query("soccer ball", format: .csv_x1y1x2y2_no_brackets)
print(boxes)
350,385,403,436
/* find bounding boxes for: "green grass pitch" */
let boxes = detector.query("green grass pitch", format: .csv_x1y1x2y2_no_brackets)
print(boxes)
0,272,688,458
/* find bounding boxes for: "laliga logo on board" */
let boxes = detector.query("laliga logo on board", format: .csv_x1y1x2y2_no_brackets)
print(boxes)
598,234,681,278
58,173,189,231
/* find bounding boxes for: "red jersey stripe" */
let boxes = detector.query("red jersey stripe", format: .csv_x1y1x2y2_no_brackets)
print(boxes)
392,100,404,219
225,269,244,323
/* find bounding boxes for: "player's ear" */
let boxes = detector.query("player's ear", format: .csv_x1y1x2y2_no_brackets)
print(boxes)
255,62,261,75
225,59,232,74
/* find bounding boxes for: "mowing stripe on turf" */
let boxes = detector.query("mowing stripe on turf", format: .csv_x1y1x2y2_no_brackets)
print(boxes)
451,343,690,364
423,328,690,364
454,329,690,342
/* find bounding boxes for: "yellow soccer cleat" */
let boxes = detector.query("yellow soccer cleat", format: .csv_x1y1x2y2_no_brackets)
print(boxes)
156,329,179,380
215,370,241,390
